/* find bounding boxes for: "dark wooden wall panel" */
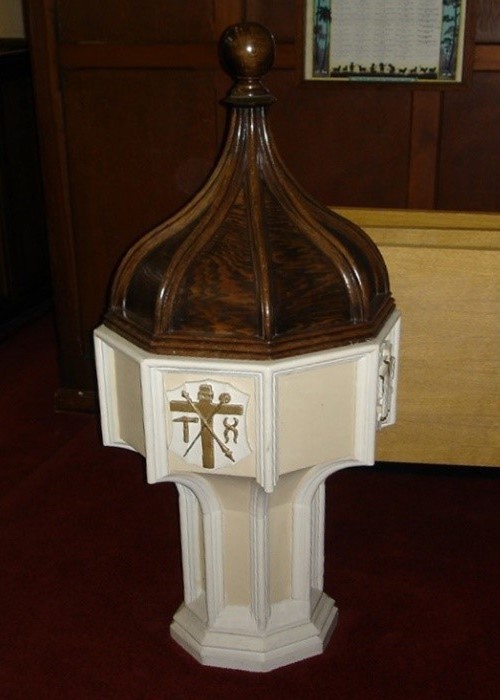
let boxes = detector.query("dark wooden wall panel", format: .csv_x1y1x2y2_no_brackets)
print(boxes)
476,0,500,42
268,73,412,208
246,0,296,41
56,0,215,43
437,72,500,212
63,69,217,342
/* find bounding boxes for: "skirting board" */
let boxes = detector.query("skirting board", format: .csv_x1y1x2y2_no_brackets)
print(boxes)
334,208,500,468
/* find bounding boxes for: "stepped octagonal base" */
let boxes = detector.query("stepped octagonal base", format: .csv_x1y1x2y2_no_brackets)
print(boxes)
171,593,338,672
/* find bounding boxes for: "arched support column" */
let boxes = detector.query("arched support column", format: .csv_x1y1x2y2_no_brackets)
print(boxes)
292,460,358,606
162,474,224,629
250,483,271,631
165,462,358,672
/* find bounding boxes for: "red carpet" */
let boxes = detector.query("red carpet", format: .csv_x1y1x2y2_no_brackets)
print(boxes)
1,315,499,699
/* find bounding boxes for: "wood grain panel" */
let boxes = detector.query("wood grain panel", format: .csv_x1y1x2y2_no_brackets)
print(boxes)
62,69,218,353
23,0,90,392
57,0,215,43
474,44,500,71
437,72,500,212
476,0,500,43
213,0,245,35
336,208,500,468
267,72,413,208
59,43,221,70
245,0,296,41
408,91,442,209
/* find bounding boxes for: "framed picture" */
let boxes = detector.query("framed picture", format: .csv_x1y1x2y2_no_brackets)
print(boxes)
303,0,473,85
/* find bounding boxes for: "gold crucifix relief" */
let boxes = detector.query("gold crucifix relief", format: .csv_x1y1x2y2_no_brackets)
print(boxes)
168,381,248,470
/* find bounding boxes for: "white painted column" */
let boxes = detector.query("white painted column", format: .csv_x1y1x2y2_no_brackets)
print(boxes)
94,309,400,672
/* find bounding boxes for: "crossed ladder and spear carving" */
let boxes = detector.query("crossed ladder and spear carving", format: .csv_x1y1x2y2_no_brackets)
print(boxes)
169,384,244,469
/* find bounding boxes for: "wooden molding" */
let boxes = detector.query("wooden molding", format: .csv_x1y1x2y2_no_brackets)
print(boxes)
58,40,296,70
58,41,500,72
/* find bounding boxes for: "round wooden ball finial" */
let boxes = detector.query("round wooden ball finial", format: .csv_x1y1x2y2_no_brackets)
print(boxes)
220,22,276,105
220,22,275,78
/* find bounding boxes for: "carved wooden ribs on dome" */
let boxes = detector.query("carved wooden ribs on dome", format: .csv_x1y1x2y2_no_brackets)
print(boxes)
104,23,394,359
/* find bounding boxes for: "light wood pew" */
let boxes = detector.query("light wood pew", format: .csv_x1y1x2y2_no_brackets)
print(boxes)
334,208,500,468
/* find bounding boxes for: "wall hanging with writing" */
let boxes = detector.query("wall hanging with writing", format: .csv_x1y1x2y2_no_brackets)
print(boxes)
304,0,468,83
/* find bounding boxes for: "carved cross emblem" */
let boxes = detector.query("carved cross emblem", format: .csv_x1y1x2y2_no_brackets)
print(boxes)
167,381,250,470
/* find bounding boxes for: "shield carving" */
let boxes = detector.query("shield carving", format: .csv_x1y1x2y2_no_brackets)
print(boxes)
166,379,251,470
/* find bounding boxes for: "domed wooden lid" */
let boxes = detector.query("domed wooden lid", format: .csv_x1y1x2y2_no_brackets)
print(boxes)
105,23,395,359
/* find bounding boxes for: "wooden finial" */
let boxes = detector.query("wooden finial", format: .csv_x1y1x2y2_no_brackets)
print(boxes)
219,22,276,105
